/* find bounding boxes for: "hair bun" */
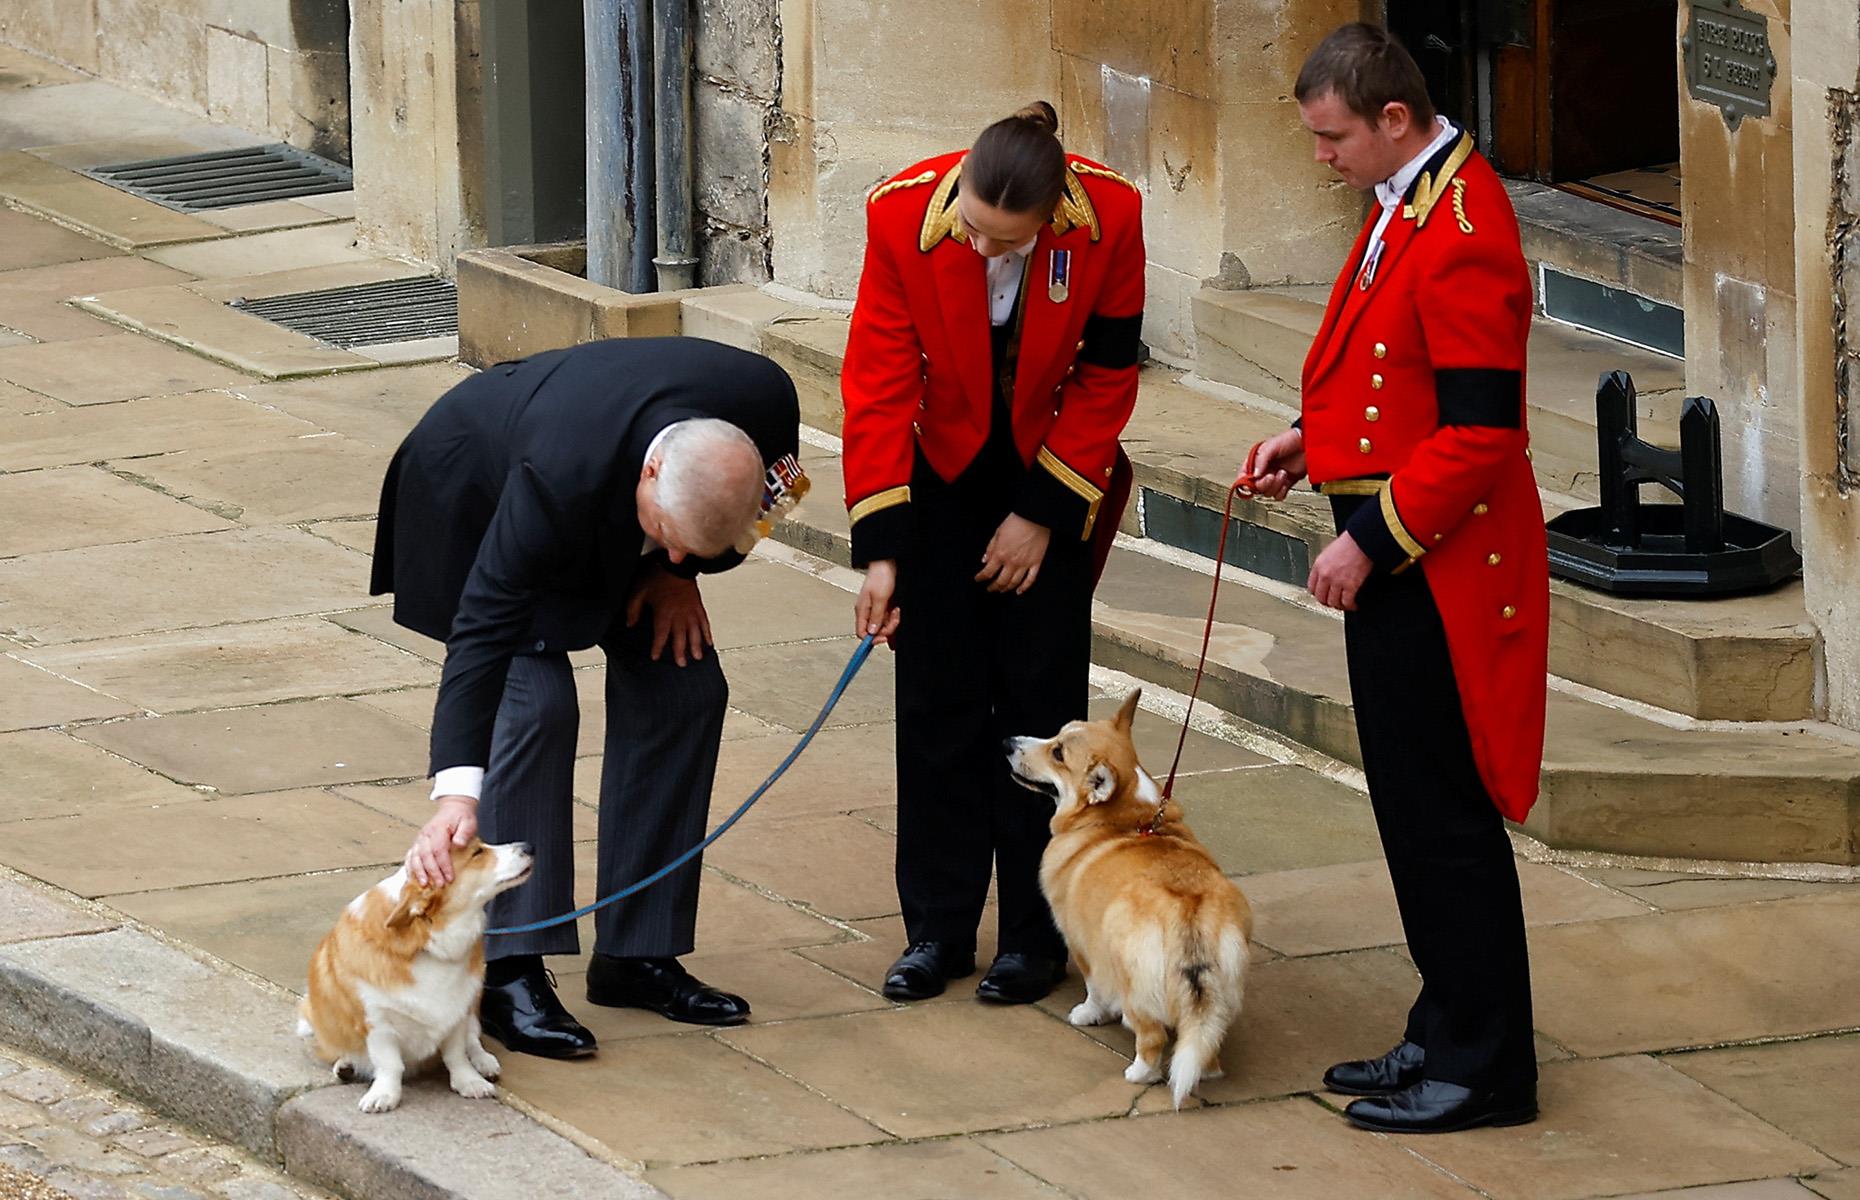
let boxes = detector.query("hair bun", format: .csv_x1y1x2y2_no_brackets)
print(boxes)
1012,100,1059,134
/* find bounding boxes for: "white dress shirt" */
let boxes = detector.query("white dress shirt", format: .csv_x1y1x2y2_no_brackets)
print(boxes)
985,238,1038,326
1359,116,1460,279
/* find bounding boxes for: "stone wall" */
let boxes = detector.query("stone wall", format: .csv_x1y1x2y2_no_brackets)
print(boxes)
696,0,779,285
0,0,351,161
1680,0,1800,531
1791,0,1860,730
766,0,1363,358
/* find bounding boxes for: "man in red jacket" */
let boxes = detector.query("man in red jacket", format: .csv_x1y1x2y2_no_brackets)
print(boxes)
1247,23,1548,1133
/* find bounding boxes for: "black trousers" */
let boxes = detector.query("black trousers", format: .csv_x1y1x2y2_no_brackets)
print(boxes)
1335,496,1537,1091
891,436,1092,960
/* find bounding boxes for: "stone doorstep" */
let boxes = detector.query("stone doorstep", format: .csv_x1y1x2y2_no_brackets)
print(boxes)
678,285,1819,725
71,259,457,381
0,876,667,1200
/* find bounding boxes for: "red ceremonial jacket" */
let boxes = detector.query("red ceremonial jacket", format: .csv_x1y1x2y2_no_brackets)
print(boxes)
840,150,1145,570
1300,133,1548,822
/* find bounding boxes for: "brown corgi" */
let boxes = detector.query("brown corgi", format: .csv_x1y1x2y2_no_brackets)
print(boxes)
1006,691,1253,1108
298,838,533,1112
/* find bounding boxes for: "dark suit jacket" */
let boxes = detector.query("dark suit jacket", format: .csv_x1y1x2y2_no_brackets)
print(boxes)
369,337,801,774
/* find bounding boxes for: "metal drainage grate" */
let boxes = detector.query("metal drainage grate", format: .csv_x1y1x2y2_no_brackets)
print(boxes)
84,144,352,212
230,277,458,349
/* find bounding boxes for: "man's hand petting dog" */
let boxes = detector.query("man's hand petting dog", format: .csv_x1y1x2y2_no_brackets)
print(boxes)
627,566,712,666
410,796,478,886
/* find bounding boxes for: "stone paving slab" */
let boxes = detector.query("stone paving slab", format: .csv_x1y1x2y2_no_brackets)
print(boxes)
648,1137,1065,1199
332,779,598,841
0,152,221,249
796,913,999,1000
0,76,245,153
0,730,203,824
0,380,54,415
0,927,326,1158
0,656,137,731
0,207,120,272
0,332,250,405
1667,1035,1860,1167
196,198,349,235
704,812,899,921
492,1032,887,1167
983,1097,1478,1199
113,432,391,524
0,465,233,558
0,255,190,342
702,724,901,822
235,363,468,448
73,698,426,797
1242,858,1651,957
1172,764,1384,876
1528,893,1860,1055
140,226,370,280
278,1084,663,1200
2,788,413,898
0,528,368,644
1608,1183,1826,1200
718,1003,1143,1140
1571,867,1854,912
304,518,376,555
0,390,318,473
1400,1056,1835,1200
19,619,438,715
1807,1171,1860,1199
0,876,116,947
720,636,897,730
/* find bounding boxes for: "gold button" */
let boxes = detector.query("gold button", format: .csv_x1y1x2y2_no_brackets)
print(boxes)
1371,374,1384,389
1525,448,1534,461
1103,467,1113,478
1487,553,1502,566
912,421,923,436
1364,406,1380,423
1358,438,1373,454
1473,503,1489,515
1373,342,1388,359
1433,533,1444,543
1501,605,1517,620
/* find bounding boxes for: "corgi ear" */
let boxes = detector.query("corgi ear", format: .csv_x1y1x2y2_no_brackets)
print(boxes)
1113,689,1142,732
1134,766,1162,807
386,883,433,929
1084,760,1119,805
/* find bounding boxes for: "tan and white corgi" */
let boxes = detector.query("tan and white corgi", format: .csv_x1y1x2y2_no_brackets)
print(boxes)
297,838,532,1112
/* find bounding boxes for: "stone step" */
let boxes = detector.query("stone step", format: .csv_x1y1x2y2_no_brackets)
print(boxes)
685,288,1818,725
766,478,1860,865
1189,284,1690,500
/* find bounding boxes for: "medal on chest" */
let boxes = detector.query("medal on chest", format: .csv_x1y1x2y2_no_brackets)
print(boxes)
1048,248,1072,304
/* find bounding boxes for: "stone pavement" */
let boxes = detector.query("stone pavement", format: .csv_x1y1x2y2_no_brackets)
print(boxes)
1,41,1858,1200
0,1042,329,1200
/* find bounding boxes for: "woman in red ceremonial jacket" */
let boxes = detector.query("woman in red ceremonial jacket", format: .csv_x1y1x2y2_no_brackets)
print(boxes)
841,102,1145,1006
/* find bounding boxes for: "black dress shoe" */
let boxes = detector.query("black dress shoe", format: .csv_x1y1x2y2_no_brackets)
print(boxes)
585,954,751,1026
1323,1039,1427,1096
1344,1079,1538,1134
478,967,597,1059
883,942,977,1001
975,953,1066,1005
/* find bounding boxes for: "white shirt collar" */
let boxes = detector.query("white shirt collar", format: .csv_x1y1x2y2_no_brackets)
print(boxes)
1374,116,1459,212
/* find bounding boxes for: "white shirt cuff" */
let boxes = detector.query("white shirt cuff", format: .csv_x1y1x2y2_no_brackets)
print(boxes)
431,766,484,802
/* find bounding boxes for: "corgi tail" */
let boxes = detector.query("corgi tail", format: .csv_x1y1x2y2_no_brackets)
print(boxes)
1168,926,1247,1110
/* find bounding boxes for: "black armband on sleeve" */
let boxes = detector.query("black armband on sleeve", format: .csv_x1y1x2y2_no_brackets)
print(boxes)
1436,368,1523,428
1079,313,1144,369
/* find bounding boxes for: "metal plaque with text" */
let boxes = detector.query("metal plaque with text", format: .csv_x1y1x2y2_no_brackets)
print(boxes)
1683,0,1777,128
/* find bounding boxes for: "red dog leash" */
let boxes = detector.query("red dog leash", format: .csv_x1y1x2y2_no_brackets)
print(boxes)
1144,443,1265,837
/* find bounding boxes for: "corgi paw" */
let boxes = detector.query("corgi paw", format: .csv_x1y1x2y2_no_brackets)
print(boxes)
449,1072,497,1100
1068,1000,1115,1027
466,1043,501,1080
332,1057,369,1084
357,1082,402,1113
1200,1066,1225,1081
1124,1058,1164,1085
294,1017,313,1039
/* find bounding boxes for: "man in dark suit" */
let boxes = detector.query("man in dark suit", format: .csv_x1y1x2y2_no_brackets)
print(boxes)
373,337,802,1059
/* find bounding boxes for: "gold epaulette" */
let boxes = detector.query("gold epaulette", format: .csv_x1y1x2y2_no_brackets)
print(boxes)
868,169,937,205
1068,160,1137,192
1404,133,1475,230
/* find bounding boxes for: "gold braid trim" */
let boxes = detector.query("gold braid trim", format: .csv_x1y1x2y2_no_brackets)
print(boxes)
1450,178,1474,234
1035,447,1104,540
1068,161,1138,191
849,485,911,525
1407,133,1475,229
1380,484,1428,560
918,162,968,252
868,169,937,205
1048,168,1102,243
1316,479,1388,497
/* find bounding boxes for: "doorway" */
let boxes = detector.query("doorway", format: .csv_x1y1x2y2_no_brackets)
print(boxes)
1387,0,1681,223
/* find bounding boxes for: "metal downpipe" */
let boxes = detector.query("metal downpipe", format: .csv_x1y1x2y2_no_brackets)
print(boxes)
651,0,698,291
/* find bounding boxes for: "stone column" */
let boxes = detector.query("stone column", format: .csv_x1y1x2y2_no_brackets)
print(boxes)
348,0,486,269
1791,0,1860,728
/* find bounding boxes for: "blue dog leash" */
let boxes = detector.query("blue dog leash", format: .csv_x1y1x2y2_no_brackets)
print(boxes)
487,634,877,936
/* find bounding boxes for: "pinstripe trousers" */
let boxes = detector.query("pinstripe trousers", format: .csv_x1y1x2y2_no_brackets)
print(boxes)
477,619,728,960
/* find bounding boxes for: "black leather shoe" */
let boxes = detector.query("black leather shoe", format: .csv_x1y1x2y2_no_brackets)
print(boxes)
883,942,977,1001
585,955,751,1026
478,968,597,1059
1344,1079,1538,1133
1323,1039,1426,1096
975,953,1066,1005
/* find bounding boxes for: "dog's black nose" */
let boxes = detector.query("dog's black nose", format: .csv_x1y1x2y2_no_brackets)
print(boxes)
515,842,533,856
1000,737,1018,755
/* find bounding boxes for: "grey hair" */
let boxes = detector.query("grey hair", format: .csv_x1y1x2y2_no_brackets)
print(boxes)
652,418,765,556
